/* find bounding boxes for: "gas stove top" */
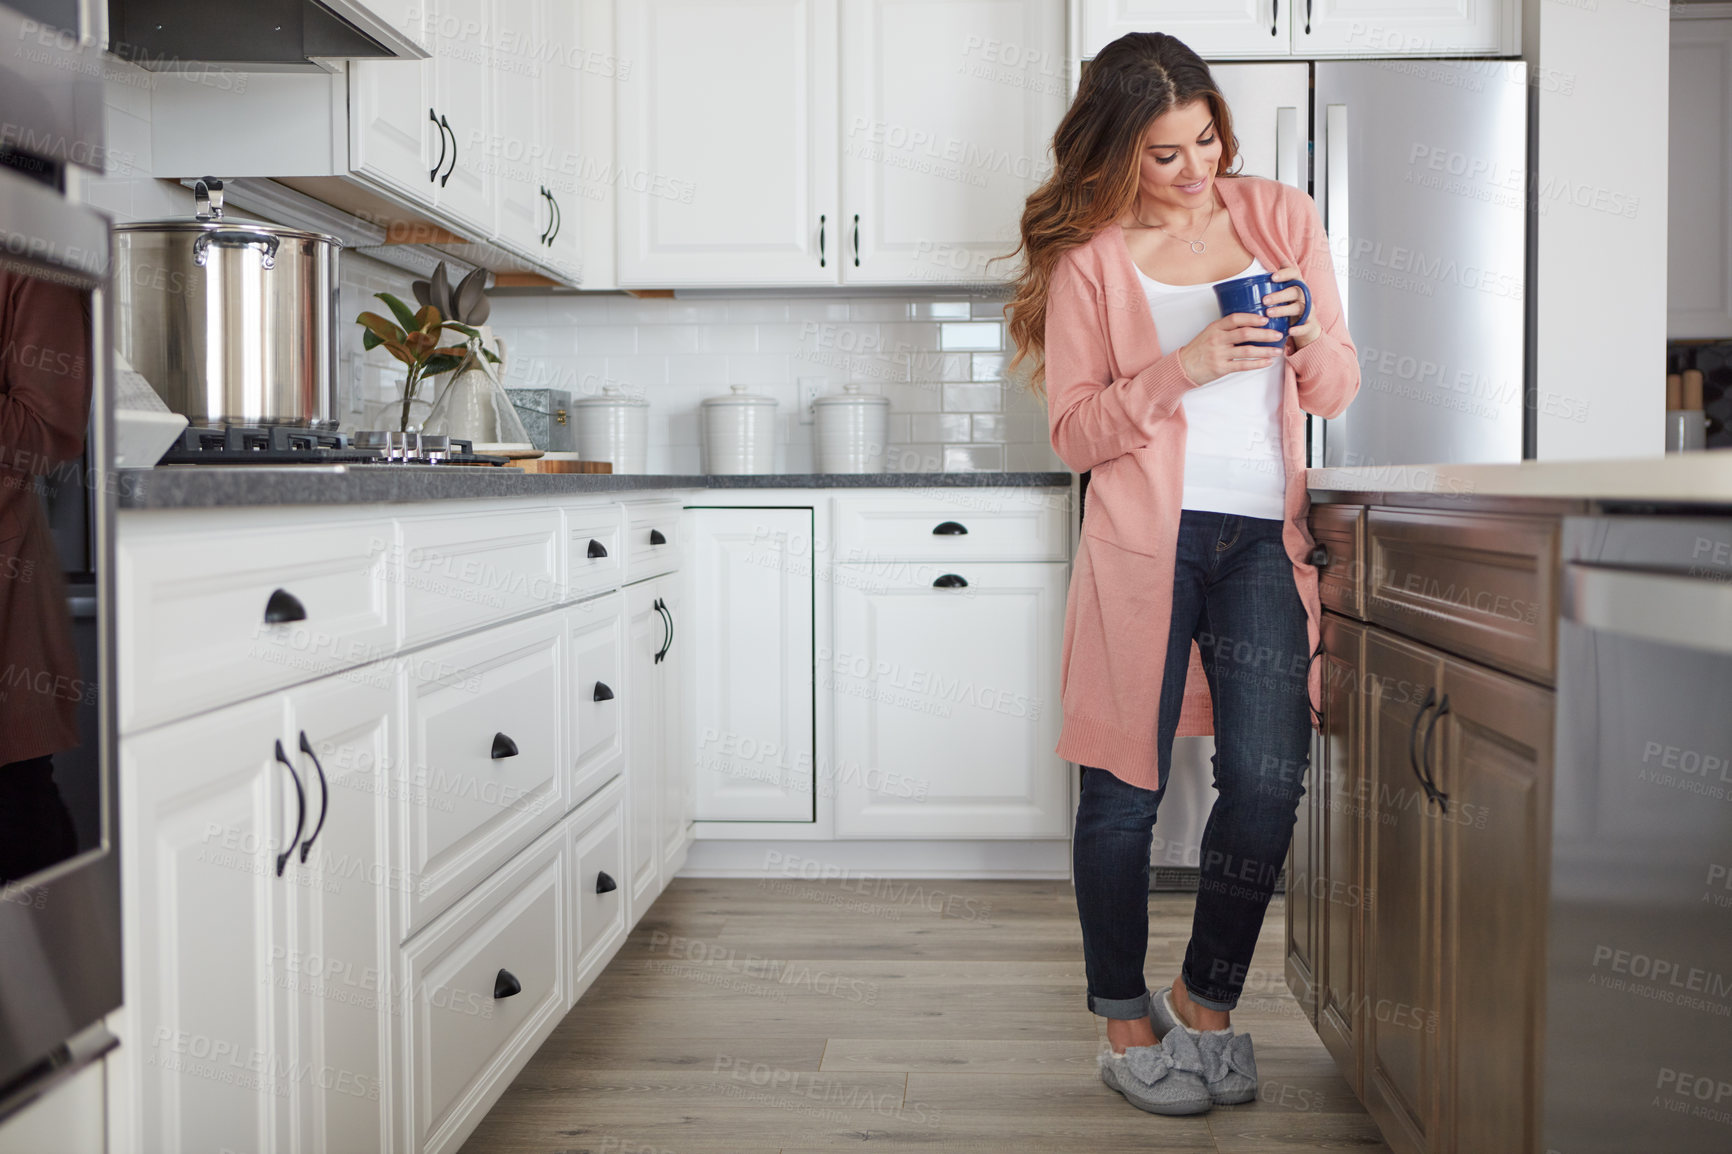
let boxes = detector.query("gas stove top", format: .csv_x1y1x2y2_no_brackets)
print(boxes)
157,425,509,466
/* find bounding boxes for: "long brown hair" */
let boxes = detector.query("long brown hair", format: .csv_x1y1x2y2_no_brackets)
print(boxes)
1001,33,1242,396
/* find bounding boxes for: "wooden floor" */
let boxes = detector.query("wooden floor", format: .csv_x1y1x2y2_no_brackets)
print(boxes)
460,878,1392,1153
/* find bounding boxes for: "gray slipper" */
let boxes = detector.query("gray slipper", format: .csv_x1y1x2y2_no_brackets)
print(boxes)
1097,1026,1213,1115
1151,987,1257,1105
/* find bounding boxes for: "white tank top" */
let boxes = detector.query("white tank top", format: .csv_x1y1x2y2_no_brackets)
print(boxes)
1135,255,1286,519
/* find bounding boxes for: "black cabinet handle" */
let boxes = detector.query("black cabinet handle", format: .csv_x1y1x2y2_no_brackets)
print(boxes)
1407,685,1437,801
853,213,860,267
1305,638,1326,729
588,538,608,558
1420,693,1451,811
429,108,446,183
273,739,306,878
264,588,306,624
1272,0,1279,36
438,114,456,186
932,521,968,535
819,213,826,267
538,186,553,244
493,968,522,999
649,528,666,545
547,193,561,245
595,870,617,894
491,732,519,760
653,597,674,663
1305,0,1312,35
297,731,329,864
593,680,614,702
1309,544,1329,567
933,573,968,588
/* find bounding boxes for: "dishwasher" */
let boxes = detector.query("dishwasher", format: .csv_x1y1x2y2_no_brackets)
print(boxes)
1545,512,1732,1154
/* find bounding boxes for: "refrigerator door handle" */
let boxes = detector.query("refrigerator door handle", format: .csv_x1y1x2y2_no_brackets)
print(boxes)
1275,106,1301,191
1323,102,1351,326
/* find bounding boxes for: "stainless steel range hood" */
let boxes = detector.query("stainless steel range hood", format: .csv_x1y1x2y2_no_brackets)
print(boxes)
108,0,428,71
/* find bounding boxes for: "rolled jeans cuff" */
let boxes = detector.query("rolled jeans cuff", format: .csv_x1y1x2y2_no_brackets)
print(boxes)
1087,987,1153,1021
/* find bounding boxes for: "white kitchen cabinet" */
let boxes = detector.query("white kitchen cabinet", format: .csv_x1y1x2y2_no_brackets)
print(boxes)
281,675,397,1154
1295,0,1513,57
427,0,496,235
121,696,296,1154
350,9,436,201
624,571,690,910
1078,0,1515,59
538,0,586,282
568,591,627,806
1669,17,1732,339
830,561,1069,838
691,507,815,822
493,0,550,257
841,0,1065,283
1082,0,1290,61
616,0,838,285
568,777,629,998
120,675,397,1154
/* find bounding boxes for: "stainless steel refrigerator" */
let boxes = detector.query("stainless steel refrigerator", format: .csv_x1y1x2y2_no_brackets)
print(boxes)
1153,58,1529,887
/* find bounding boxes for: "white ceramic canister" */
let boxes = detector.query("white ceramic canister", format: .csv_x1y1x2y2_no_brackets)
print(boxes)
813,384,890,473
700,384,779,474
572,385,651,473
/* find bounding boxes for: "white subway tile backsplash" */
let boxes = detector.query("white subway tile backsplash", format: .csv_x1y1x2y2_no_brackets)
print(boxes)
910,413,971,443
941,382,1003,412
910,300,973,320
971,352,1006,381
939,321,1003,351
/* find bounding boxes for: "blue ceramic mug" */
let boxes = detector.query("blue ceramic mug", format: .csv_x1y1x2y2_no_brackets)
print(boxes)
1213,272,1312,347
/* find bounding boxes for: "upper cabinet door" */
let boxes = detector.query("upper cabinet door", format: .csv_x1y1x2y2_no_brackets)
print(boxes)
429,0,497,236
1081,0,1290,60
840,0,1064,285
350,10,435,199
494,0,550,257
539,0,586,284
617,0,840,286
1296,0,1514,57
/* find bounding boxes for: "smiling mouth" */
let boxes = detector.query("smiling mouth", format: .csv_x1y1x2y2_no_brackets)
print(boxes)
1177,178,1208,193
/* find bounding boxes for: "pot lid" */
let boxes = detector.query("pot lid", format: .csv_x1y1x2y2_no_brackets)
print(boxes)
572,385,650,408
813,383,889,407
702,384,778,407
112,218,343,247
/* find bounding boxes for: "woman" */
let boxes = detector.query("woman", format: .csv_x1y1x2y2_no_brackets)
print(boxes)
1003,33,1360,1115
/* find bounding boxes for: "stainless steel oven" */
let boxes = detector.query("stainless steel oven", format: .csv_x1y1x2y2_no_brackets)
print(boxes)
0,0,121,1121
1546,511,1732,1153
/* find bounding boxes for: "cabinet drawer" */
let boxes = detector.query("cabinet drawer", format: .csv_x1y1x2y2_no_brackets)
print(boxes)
832,491,1069,563
568,592,626,805
398,507,563,645
1311,503,1364,618
400,614,568,937
1365,509,1558,683
567,776,627,999
401,822,567,1154
118,517,396,733
565,502,624,598
622,500,682,583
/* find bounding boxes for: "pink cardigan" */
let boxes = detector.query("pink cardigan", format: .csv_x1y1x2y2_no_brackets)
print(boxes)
1045,174,1360,792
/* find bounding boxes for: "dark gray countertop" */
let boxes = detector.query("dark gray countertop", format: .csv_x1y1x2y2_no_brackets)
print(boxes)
115,466,1075,510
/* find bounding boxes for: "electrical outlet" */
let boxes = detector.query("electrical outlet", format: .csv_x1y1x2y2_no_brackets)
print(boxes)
798,377,822,424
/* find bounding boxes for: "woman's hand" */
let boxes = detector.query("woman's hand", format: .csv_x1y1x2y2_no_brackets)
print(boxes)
1178,312,1285,385
1263,265,1319,351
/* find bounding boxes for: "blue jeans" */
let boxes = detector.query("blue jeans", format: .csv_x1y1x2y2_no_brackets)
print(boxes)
1072,509,1313,1016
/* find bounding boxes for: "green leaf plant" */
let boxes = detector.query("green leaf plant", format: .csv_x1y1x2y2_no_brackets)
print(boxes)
356,291,499,432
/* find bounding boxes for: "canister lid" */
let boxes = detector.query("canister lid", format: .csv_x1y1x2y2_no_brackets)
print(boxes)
572,385,650,408
701,384,778,407
813,383,889,407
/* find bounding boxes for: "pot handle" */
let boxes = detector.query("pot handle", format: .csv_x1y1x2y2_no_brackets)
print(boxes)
193,228,282,270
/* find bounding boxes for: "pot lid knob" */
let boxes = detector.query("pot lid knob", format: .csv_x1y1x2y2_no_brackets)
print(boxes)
194,177,225,222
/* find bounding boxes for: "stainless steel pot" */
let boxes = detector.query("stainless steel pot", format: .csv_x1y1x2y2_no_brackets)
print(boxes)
113,180,342,427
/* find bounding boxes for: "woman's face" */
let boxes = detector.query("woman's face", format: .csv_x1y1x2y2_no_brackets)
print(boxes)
1135,98,1221,209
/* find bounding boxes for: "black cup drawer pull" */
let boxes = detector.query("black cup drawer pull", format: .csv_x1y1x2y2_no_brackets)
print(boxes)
649,528,667,545
932,521,968,535
933,573,968,588
493,968,521,999
1309,544,1329,567
588,538,608,559
264,588,306,624
490,732,519,760
593,680,614,702
595,870,618,894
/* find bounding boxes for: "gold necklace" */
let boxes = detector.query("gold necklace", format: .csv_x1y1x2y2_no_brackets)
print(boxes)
1134,192,1215,254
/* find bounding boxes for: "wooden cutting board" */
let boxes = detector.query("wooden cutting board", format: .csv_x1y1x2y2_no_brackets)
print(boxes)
515,457,613,473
